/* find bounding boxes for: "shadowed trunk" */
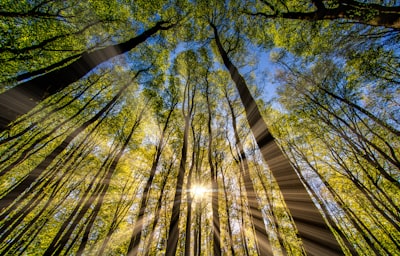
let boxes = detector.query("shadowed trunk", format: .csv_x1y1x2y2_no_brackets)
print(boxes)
165,115,189,255
76,110,143,256
205,77,221,256
248,0,400,29
0,21,171,130
143,160,173,256
128,102,176,256
211,22,343,255
0,71,144,212
225,88,273,255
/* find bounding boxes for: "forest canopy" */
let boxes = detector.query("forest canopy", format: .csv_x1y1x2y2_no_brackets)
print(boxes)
0,0,399,255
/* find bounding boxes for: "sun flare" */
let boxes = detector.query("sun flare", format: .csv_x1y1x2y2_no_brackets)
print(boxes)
191,185,209,199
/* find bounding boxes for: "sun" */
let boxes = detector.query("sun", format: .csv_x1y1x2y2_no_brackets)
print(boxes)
191,185,209,199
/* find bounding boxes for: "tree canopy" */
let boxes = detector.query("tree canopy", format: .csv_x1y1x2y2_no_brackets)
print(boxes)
0,0,399,255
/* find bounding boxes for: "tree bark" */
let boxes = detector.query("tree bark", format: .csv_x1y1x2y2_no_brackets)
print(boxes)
220,168,236,256
0,71,142,212
205,78,221,256
165,116,189,255
143,160,173,256
0,21,171,131
225,88,273,255
249,0,400,29
128,102,175,256
211,22,343,255
76,110,143,256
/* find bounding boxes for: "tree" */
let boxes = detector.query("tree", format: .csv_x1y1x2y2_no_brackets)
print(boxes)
245,0,400,29
165,50,199,255
0,69,146,212
0,21,174,131
1,0,399,255
211,21,343,255
224,83,273,255
128,81,178,255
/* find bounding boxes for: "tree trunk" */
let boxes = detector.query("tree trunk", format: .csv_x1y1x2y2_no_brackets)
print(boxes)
0,21,171,130
184,122,199,256
211,22,343,255
0,139,94,248
98,181,138,255
0,84,107,178
76,111,143,255
252,163,288,256
220,168,236,256
249,1,400,30
143,160,173,256
165,114,190,255
0,72,141,212
128,103,175,256
205,80,221,256
225,88,272,255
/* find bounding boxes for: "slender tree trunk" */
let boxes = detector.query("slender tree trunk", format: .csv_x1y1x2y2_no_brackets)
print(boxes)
0,71,143,212
0,139,94,248
284,148,358,255
205,75,221,256
193,145,203,256
220,168,236,256
184,162,193,256
0,21,171,130
238,177,250,256
196,200,202,256
184,123,199,256
252,164,288,256
211,23,343,255
76,111,143,255
144,160,173,256
98,181,138,255
43,135,123,256
166,66,196,255
286,139,390,255
128,103,175,256
225,88,272,255
0,84,107,178
165,114,190,255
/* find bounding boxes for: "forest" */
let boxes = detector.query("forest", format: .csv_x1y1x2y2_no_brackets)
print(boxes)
0,0,399,255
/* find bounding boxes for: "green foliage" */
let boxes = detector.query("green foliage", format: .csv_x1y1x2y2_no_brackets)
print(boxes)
0,0,399,255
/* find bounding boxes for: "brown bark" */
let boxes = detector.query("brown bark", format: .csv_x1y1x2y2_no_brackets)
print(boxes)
128,102,176,256
250,0,400,29
211,22,343,255
0,71,143,212
224,88,273,255
165,74,195,255
205,77,221,256
0,21,172,131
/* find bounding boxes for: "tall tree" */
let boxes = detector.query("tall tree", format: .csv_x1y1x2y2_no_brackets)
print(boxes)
245,0,400,29
165,50,198,255
1,1,398,255
0,21,173,130
224,84,273,255
128,85,178,255
0,69,147,212
204,70,222,256
210,21,344,255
